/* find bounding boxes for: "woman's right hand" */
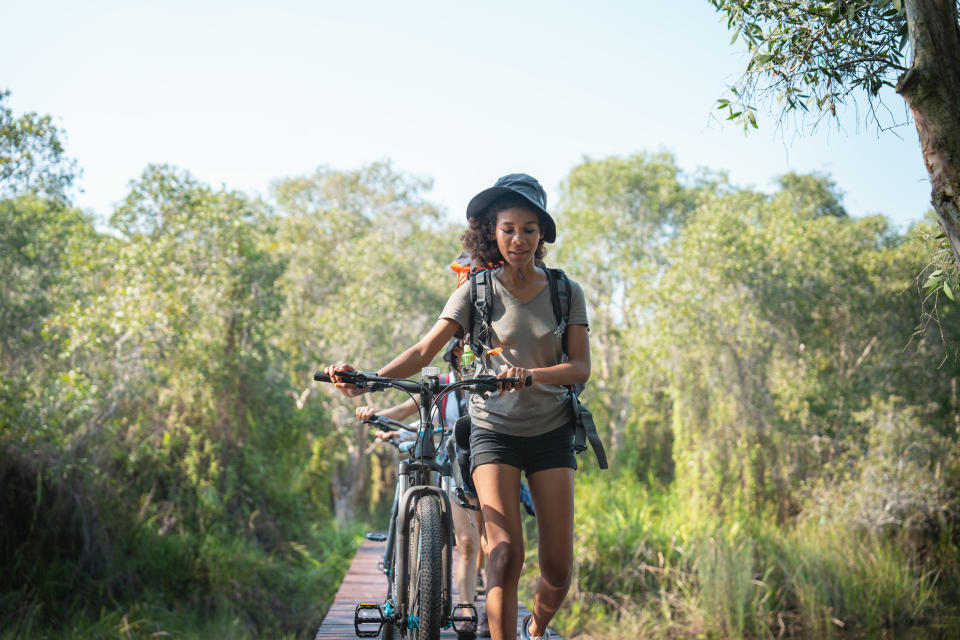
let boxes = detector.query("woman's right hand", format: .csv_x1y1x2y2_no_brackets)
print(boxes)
323,363,367,397
356,406,377,421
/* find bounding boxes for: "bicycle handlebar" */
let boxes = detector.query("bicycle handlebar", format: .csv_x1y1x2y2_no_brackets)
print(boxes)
313,370,419,392
362,415,416,433
313,370,532,391
361,417,414,451
316,370,532,441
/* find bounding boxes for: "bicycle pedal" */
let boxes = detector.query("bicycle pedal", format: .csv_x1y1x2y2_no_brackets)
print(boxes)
449,602,478,633
365,532,388,541
353,602,384,638
455,489,480,511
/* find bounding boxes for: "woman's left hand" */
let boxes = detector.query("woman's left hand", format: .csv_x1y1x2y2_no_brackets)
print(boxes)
497,367,533,393
323,363,367,397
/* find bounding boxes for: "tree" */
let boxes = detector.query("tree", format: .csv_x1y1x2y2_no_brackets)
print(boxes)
0,90,78,202
708,1,960,274
0,89,90,369
0,196,96,371
656,172,959,517
272,161,456,521
554,152,703,475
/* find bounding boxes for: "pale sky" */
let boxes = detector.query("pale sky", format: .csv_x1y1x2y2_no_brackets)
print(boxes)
2,0,932,230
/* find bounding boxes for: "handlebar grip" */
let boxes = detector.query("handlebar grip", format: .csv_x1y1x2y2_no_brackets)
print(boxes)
314,370,363,384
362,417,392,432
471,374,535,392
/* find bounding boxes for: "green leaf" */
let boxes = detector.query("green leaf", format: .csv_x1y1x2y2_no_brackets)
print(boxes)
944,281,955,301
892,0,903,11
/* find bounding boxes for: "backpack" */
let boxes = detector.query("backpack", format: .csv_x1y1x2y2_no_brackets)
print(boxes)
437,372,466,425
465,266,608,469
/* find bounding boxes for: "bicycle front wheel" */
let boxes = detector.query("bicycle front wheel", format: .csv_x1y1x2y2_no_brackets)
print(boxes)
381,618,395,640
407,495,444,640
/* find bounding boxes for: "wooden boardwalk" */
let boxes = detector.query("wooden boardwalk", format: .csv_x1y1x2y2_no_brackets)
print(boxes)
315,538,555,639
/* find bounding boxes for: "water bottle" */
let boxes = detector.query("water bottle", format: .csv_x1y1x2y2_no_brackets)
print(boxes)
461,344,476,377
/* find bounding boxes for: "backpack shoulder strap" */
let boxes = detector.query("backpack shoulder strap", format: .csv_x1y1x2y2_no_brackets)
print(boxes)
468,268,493,355
439,372,450,421
545,267,571,353
570,391,608,469
452,371,466,415
547,270,605,468
438,372,466,421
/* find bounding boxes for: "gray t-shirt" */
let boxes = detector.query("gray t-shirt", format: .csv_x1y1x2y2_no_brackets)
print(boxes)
440,269,589,437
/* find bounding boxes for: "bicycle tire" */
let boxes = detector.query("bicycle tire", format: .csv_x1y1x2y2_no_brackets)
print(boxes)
382,619,395,640
407,496,444,640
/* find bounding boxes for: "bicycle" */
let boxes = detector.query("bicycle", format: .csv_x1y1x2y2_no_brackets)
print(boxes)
315,368,528,640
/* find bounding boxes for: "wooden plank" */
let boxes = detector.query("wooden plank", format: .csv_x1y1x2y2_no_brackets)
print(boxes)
315,538,561,639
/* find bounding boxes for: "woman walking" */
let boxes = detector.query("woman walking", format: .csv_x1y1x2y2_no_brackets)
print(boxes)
325,173,589,640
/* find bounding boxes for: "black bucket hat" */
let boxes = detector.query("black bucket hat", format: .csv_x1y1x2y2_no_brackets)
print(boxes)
465,173,557,243
441,337,462,369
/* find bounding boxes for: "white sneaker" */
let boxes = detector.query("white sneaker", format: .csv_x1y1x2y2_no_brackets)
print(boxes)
520,614,551,640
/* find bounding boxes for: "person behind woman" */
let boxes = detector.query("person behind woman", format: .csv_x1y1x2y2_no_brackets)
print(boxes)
354,338,490,637
325,173,589,640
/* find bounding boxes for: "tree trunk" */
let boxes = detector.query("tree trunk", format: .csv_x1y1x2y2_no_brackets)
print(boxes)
331,406,369,523
897,0,960,266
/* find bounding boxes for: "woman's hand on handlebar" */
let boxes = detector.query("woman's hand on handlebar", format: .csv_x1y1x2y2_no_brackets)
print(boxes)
375,430,401,442
356,406,377,421
497,367,533,392
323,363,367,397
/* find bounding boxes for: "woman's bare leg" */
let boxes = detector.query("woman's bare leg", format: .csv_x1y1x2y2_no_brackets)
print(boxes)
472,463,523,640
526,467,574,637
451,498,481,603
477,507,485,575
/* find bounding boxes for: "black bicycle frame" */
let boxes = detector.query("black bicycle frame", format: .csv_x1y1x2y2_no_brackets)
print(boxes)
392,376,455,626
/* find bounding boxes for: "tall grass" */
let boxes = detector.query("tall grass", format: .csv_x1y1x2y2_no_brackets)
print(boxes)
522,472,954,639
1,518,362,639
770,525,940,638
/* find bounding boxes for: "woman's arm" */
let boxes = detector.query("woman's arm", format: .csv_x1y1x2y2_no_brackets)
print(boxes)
356,397,420,422
325,318,461,396
497,323,590,389
376,318,461,379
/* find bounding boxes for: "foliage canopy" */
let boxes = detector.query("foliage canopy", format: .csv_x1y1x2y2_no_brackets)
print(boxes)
2,93,958,638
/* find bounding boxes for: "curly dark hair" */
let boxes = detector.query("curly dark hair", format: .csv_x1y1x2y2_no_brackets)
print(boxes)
460,194,547,268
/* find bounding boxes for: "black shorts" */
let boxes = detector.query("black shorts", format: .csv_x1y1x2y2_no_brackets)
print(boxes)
469,421,577,478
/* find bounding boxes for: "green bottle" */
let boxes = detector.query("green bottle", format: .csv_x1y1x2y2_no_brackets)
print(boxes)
461,344,476,376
